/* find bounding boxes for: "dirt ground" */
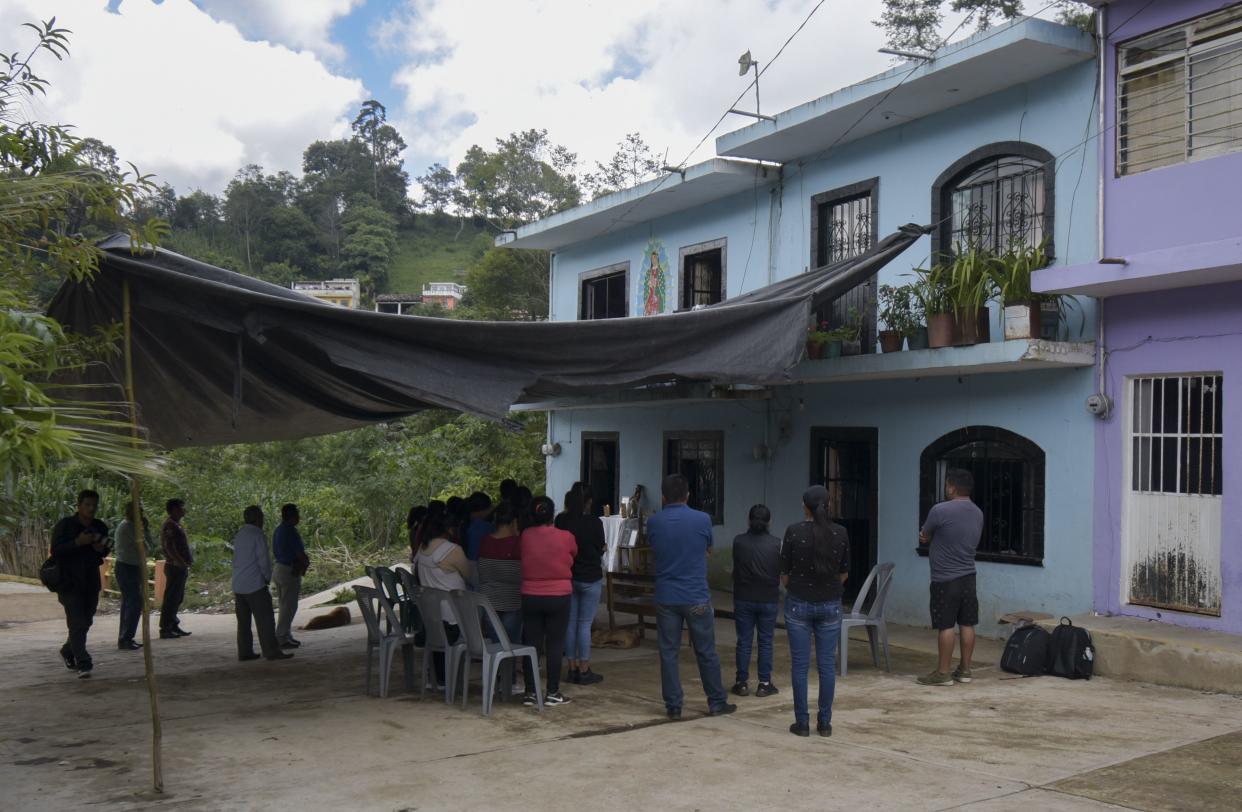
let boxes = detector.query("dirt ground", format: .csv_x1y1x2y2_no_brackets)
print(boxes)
1,599,1240,812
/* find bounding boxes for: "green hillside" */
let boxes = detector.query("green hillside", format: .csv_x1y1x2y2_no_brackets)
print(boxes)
384,215,493,294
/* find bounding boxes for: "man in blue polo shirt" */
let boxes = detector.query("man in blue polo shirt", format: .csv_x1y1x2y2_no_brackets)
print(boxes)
272,503,308,649
646,474,735,720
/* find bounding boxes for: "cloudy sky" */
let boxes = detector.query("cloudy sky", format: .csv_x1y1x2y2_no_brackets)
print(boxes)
0,0,1024,200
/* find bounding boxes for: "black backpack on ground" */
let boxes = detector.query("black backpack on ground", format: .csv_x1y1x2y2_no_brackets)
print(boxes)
1000,624,1050,676
1047,617,1094,680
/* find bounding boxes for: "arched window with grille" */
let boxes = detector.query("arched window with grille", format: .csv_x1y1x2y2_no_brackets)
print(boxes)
930,142,1055,260
918,426,1046,566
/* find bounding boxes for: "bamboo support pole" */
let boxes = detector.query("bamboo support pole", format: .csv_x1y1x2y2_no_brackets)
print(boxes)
123,278,164,793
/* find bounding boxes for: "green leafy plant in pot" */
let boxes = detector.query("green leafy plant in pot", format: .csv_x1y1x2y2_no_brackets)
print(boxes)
805,322,833,360
910,265,953,349
837,307,865,356
878,283,924,352
946,245,999,346
993,242,1063,340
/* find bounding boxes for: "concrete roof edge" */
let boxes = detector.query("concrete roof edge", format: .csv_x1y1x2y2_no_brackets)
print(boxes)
715,16,1096,157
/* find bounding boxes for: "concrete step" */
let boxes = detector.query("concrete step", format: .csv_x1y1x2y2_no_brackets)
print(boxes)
1037,613,1242,695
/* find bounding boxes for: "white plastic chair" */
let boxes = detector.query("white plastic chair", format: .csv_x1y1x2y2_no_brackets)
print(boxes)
417,587,467,703
839,562,895,676
450,589,543,715
355,584,419,697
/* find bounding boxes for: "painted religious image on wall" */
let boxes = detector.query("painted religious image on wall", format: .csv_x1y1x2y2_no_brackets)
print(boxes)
639,238,669,315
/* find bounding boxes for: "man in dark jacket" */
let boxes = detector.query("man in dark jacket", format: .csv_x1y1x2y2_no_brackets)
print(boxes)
159,498,193,639
731,504,782,698
50,489,110,678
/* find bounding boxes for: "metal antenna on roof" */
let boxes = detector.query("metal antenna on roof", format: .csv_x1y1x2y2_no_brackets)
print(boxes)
728,50,775,122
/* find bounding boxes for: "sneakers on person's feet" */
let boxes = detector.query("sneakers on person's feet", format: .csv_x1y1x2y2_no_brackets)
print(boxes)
280,638,300,648
707,702,737,716
544,691,571,706
118,639,142,650
754,682,779,697
817,721,833,737
789,721,810,737
917,669,954,686
77,666,93,679
577,669,603,685
566,667,580,685
521,692,538,707
952,666,973,684
731,681,749,697
667,707,682,721
61,651,77,671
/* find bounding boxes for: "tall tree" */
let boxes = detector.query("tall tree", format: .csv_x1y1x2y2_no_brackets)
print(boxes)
339,194,398,293
454,128,581,227
416,162,456,214
301,138,369,260
463,247,549,321
350,99,410,215
583,132,663,199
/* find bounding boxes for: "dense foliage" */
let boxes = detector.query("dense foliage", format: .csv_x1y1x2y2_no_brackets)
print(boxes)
876,1,1094,53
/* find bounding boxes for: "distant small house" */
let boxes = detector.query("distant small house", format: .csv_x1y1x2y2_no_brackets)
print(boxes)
292,279,361,309
374,293,423,315
421,282,466,310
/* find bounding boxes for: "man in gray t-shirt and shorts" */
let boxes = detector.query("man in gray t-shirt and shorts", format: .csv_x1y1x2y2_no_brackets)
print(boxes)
917,468,983,686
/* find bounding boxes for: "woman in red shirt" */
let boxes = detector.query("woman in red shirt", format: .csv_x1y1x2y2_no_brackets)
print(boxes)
520,496,577,706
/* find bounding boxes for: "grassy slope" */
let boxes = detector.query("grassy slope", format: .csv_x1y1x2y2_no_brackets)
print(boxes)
384,215,492,294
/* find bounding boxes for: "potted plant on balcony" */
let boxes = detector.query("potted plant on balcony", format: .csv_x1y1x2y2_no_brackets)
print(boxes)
878,283,923,352
805,322,833,360
839,308,865,356
911,265,954,349
994,242,1052,340
946,245,998,346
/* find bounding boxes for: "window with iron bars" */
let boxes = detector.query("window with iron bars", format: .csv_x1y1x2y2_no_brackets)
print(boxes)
1118,5,1242,175
664,431,724,526
946,157,1047,255
809,178,878,350
918,426,1046,565
1130,375,1223,496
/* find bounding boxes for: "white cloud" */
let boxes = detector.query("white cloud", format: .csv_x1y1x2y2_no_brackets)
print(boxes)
194,0,363,63
387,0,911,189
0,0,365,193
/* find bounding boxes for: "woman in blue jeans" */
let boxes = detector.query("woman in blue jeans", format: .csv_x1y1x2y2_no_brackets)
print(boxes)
781,484,850,737
557,487,607,685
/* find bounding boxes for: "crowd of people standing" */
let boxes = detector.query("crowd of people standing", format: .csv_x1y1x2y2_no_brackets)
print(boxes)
49,468,984,738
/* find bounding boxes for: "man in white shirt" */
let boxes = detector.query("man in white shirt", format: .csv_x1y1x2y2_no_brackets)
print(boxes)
231,506,292,662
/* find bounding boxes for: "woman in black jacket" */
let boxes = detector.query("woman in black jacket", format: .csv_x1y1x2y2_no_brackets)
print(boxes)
558,487,607,685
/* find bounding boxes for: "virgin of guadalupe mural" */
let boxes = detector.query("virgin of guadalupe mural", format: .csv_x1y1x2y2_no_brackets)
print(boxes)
640,238,669,315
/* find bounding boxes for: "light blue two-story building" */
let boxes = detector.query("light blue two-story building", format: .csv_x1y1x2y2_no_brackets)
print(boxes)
501,18,1102,634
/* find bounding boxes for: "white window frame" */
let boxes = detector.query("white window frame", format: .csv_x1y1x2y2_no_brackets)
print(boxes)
1118,5,1242,175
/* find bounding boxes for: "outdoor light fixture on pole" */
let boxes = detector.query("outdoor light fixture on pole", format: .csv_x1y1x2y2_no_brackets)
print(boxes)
728,50,775,122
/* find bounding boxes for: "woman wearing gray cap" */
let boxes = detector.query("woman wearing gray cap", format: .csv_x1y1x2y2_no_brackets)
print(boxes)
781,484,850,737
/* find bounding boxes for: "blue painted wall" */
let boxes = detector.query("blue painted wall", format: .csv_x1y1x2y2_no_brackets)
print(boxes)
540,58,1101,634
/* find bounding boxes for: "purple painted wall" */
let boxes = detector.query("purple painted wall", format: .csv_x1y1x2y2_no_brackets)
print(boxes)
1095,281,1242,633
1102,0,1242,257
1095,1,1242,632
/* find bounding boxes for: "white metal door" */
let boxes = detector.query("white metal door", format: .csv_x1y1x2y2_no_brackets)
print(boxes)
1123,374,1223,616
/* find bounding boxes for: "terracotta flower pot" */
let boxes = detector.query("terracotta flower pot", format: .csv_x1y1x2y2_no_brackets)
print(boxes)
928,313,955,348
1003,302,1043,340
907,327,929,351
879,330,904,353
805,339,824,360
954,307,989,346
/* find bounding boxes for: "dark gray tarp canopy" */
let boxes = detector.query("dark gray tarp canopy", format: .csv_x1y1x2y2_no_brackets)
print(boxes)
47,224,927,448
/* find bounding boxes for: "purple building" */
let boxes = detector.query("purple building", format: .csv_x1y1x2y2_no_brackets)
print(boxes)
1035,0,1242,634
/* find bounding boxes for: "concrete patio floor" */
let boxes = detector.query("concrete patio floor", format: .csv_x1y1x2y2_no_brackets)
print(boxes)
1,601,1239,811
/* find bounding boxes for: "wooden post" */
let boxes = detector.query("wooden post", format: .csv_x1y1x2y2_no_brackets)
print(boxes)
123,278,164,793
